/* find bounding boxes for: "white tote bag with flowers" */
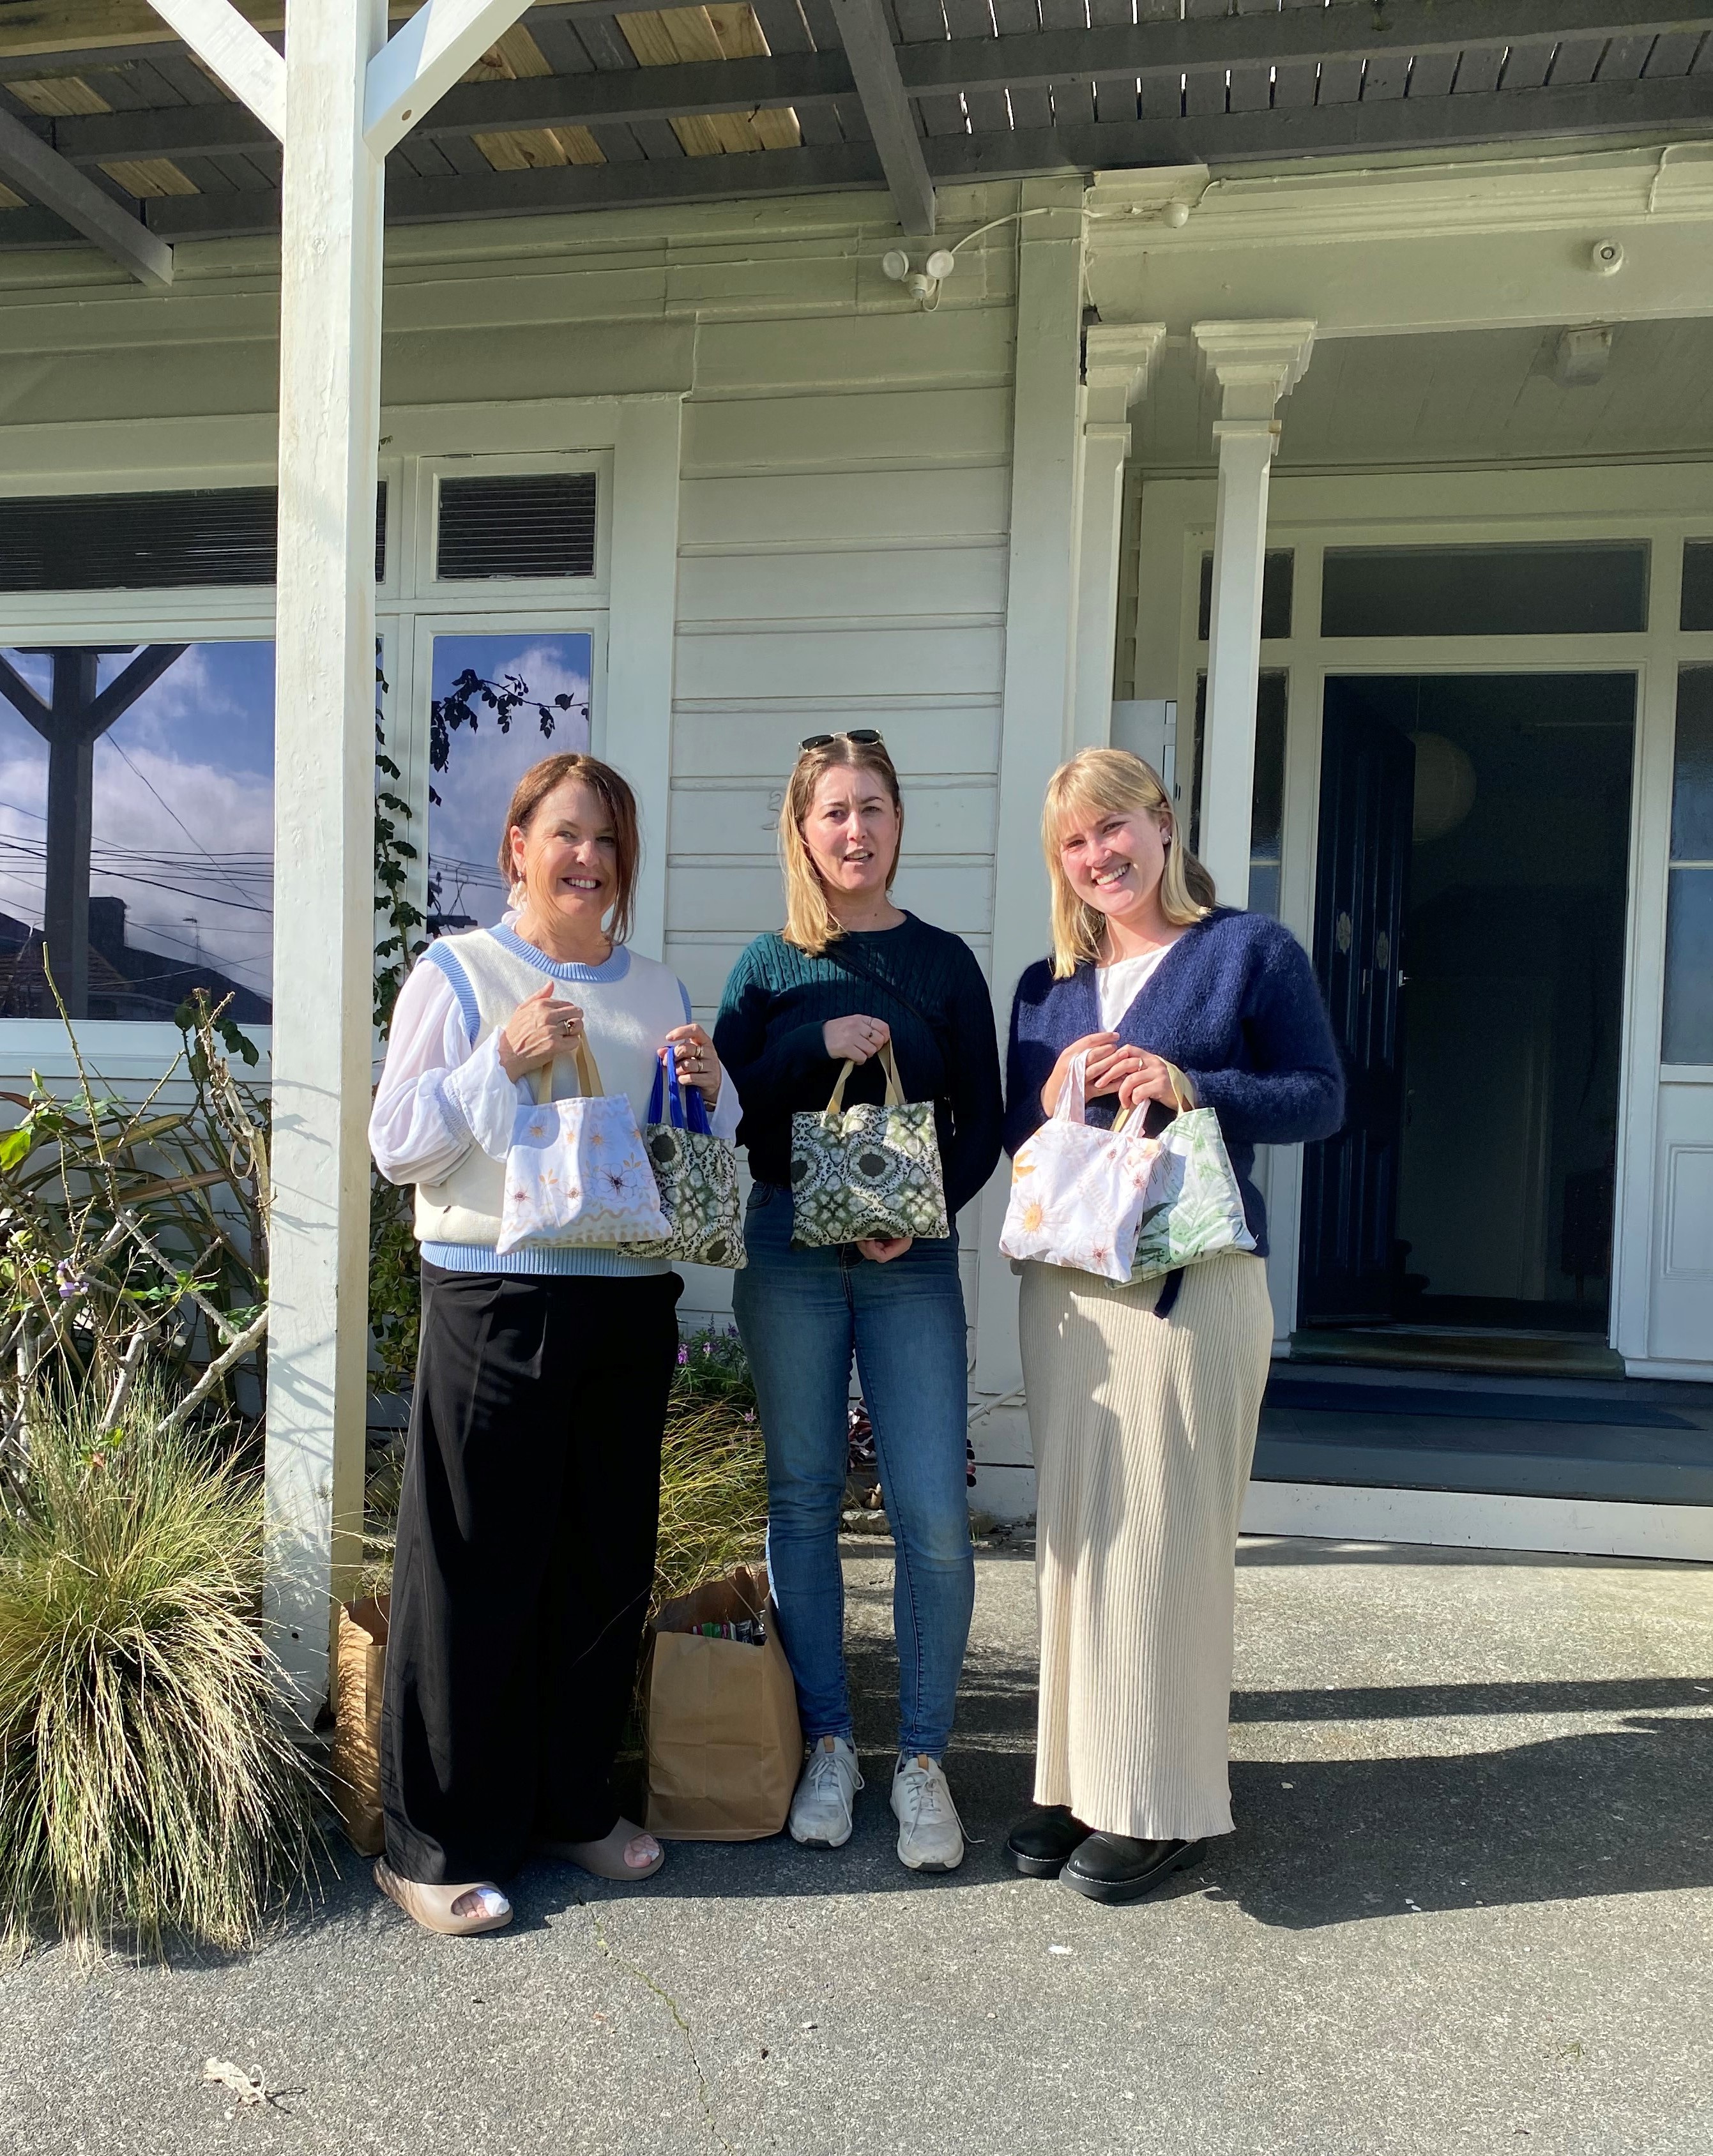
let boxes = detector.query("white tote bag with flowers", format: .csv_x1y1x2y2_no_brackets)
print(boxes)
496,1038,669,1256
998,1053,1162,1283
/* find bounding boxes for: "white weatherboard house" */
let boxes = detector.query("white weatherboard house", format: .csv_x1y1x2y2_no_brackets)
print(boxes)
1,0,1710,1705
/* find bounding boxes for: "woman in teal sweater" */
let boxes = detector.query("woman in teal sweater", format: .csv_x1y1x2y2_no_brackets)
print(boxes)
714,733,1002,1874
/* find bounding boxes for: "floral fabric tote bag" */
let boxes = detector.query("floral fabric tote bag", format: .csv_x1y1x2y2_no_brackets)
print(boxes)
789,1042,950,1249
1129,1064,1257,1280
631,1059,747,1270
496,1038,669,1256
999,1052,1162,1283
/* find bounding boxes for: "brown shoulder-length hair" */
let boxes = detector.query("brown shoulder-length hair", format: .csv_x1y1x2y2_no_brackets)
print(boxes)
779,737,904,955
500,752,642,948
1041,747,1215,978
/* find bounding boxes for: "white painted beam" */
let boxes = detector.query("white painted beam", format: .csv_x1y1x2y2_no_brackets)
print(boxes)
973,178,1086,1399
365,0,539,158
1072,323,1164,754
0,105,173,287
605,395,686,966
145,0,287,141
262,0,388,1712
1191,320,1314,912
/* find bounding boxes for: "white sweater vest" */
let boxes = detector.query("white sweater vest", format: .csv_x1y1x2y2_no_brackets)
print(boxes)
414,928,687,1256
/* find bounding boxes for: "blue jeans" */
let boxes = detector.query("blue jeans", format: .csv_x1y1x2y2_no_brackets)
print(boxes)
732,1185,976,1759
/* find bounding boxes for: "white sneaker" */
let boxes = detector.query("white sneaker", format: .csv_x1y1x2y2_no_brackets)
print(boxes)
891,1753,965,1872
789,1736,863,1849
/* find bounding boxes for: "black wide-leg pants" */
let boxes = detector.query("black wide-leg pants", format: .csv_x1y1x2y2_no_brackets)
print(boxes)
380,1262,682,1885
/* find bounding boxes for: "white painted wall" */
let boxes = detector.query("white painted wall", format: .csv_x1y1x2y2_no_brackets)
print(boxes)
0,181,1033,1489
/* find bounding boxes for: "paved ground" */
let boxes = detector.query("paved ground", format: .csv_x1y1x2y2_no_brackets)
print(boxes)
4,1533,1712,2156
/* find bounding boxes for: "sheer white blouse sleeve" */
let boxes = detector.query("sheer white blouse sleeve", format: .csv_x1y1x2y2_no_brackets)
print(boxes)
368,962,521,1186
370,957,743,1183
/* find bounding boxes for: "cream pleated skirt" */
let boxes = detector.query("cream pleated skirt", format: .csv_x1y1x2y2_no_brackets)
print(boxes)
1018,1251,1273,1841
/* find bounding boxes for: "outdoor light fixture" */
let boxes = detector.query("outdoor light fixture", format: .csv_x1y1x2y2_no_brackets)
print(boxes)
882,247,956,307
1551,324,1615,390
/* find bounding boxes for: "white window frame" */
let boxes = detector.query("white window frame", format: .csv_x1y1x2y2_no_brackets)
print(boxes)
403,605,610,932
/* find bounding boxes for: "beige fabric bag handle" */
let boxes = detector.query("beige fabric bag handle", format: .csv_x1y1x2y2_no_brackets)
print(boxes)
1111,1059,1196,1134
530,1035,604,1107
825,1040,905,1114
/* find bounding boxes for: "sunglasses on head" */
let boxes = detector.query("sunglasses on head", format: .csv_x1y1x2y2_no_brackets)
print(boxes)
798,728,885,752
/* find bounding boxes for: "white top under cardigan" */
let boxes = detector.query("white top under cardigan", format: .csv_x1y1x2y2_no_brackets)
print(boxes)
370,922,740,1279
1094,945,1171,1034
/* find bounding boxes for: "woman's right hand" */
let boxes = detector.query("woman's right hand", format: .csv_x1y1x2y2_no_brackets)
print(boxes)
823,1013,890,1065
498,982,585,1082
1040,1032,1147,1116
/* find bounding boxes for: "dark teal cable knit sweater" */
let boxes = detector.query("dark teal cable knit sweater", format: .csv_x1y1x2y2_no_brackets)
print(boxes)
713,915,1003,1219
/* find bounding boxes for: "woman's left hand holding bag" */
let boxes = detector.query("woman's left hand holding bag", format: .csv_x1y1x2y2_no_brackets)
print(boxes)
662,1023,723,1105
1116,1052,1188,1114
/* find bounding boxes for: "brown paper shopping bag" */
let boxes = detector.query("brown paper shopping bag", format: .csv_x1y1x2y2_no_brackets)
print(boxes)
330,1595,389,1856
644,1564,801,1842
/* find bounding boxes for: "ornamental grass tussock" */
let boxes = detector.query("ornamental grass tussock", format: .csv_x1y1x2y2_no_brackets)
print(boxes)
0,1378,321,1962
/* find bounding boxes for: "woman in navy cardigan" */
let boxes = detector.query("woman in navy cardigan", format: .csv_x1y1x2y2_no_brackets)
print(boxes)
1002,747,1342,1904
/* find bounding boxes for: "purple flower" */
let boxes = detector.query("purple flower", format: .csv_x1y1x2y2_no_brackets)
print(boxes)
701,1341,712,1356
676,1344,689,1365
743,1409,756,1425
54,1259,87,1302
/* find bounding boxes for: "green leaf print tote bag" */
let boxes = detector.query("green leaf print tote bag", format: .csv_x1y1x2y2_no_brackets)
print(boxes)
789,1042,950,1249
630,1058,747,1270
1129,1063,1258,1281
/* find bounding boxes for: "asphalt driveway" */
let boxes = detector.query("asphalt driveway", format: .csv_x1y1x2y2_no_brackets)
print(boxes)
3,1532,1710,2156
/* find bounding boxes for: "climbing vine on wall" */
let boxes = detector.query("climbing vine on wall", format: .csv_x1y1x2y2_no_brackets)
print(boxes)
370,655,427,1396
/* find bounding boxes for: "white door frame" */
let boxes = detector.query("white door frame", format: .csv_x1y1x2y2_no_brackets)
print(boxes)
1131,464,1713,1378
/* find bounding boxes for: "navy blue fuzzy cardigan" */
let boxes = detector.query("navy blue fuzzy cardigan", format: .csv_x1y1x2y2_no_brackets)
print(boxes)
1003,908,1345,1257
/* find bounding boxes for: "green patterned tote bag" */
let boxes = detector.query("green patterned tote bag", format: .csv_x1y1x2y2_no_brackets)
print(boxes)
632,1059,747,1270
1130,1063,1258,1280
789,1042,950,1249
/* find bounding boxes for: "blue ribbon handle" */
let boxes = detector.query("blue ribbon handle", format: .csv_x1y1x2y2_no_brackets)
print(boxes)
650,1051,714,1135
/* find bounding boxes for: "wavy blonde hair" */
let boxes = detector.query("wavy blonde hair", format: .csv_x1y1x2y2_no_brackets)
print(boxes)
1042,747,1215,978
779,738,904,954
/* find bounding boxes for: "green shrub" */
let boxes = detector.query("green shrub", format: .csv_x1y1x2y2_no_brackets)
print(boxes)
0,1381,320,1959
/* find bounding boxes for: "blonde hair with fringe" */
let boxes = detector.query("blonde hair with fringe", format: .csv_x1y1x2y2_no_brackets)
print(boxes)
779,738,904,954
1042,747,1215,978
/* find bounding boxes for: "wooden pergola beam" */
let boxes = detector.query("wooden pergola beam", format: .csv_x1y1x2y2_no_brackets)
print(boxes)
365,0,542,158
0,98,172,282
60,66,1702,248
38,47,853,163
824,0,934,235
145,0,284,138
899,0,1713,97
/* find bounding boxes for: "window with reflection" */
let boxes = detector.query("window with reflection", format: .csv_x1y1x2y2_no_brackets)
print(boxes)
0,642,273,1023
427,632,593,933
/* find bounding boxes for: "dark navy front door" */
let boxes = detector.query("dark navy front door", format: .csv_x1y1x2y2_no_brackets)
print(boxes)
1297,681,1415,1325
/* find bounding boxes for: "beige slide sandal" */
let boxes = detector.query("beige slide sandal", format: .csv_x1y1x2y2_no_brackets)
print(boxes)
374,1859,514,1936
538,1819,664,1881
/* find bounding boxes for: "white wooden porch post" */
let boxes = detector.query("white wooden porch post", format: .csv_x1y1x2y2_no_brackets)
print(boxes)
971,178,1085,1421
261,0,390,1708
1191,321,1314,909
150,0,545,1707
1071,323,1164,752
